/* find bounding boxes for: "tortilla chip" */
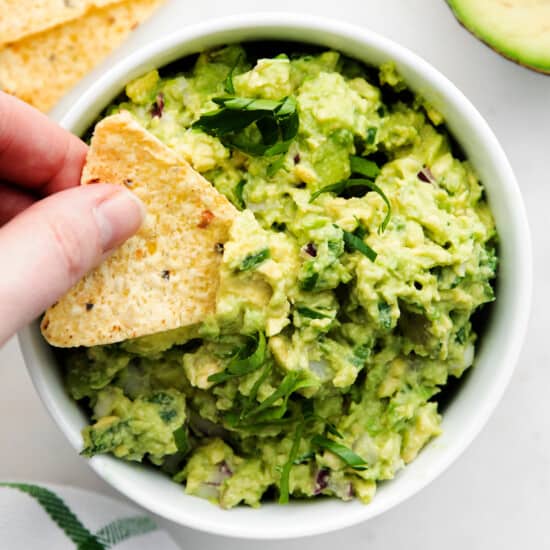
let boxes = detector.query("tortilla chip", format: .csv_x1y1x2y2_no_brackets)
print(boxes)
41,112,238,348
0,0,123,47
0,0,164,112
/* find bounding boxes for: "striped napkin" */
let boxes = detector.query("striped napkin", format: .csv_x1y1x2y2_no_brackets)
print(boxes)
0,482,179,549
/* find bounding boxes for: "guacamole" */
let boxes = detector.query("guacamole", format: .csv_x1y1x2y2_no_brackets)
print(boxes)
64,44,497,508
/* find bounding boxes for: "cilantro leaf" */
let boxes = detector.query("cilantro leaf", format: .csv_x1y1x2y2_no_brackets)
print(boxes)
347,179,391,233
295,306,332,320
234,179,247,209
342,229,377,262
299,271,319,292
293,451,315,465
223,53,242,94
193,107,262,136
239,248,270,271
309,180,348,202
302,402,343,438
192,96,299,158
279,421,304,504
239,362,273,419
310,156,390,233
325,423,344,439
366,127,377,145
349,155,380,179
243,371,316,422
208,332,266,384
172,426,190,454
312,435,368,470
266,155,286,177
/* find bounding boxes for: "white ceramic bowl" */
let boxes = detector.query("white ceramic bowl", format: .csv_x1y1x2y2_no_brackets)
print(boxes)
19,13,532,539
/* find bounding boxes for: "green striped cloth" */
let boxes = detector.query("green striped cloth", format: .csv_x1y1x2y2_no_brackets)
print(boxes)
0,482,179,549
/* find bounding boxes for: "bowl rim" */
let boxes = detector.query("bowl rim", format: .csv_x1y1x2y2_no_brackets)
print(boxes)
19,12,532,539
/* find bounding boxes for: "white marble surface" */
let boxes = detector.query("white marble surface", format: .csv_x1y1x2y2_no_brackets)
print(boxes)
2,0,549,547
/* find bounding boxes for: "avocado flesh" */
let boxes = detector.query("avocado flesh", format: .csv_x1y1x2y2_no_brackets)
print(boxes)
447,0,550,74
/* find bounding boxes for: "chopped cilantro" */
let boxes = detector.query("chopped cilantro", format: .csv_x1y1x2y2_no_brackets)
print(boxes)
238,248,270,271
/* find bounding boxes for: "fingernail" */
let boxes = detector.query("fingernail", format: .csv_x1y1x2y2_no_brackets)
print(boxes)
93,189,146,252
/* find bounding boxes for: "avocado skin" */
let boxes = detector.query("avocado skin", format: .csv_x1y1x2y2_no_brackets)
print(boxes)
446,0,550,75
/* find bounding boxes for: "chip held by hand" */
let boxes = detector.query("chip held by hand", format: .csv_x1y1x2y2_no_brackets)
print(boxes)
41,112,237,347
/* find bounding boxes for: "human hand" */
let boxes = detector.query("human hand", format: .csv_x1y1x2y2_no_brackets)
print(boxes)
0,92,145,346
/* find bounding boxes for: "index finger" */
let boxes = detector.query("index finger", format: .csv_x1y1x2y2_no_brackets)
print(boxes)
0,91,88,195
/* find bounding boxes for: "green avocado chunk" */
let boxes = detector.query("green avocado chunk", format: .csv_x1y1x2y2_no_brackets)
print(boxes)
447,0,550,74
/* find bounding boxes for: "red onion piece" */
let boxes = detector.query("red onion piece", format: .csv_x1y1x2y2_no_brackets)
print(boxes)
314,469,330,494
304,242,317,257
151,92,165,118
417,166,436,184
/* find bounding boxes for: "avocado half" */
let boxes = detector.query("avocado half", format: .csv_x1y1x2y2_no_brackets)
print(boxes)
447,0,550,74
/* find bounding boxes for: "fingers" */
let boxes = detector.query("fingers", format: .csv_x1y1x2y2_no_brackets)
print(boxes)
0,183,36,225
0,91,88,194
0,184,145,345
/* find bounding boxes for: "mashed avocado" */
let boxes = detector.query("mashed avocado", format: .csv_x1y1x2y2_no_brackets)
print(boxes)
65,44,497,508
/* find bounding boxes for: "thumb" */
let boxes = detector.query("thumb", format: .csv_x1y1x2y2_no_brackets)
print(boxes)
0,184,145,345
